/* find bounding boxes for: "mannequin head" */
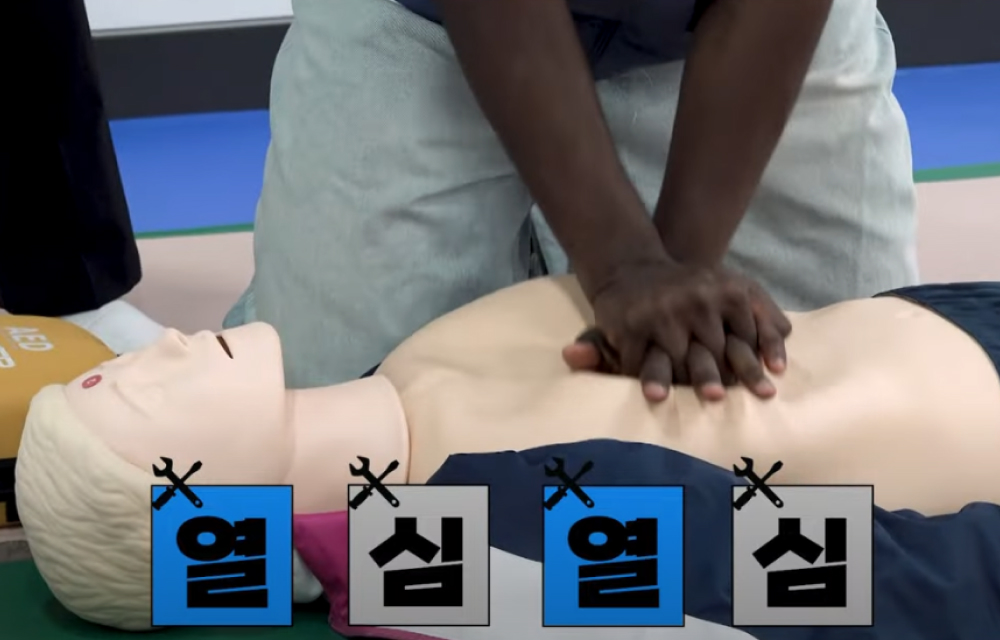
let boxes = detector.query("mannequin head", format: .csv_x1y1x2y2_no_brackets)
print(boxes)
63,324,291,485
15,324,294,630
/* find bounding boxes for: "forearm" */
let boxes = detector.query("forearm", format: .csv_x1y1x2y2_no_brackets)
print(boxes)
654,0,834,266
436,0,665,297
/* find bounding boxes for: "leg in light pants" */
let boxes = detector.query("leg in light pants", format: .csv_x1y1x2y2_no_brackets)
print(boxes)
227,0,918,389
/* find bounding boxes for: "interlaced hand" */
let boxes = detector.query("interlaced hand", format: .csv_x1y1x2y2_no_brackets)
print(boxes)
564,260,791,401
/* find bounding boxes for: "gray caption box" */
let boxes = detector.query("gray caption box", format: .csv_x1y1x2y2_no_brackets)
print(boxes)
732,485,874,626
349,485,490,627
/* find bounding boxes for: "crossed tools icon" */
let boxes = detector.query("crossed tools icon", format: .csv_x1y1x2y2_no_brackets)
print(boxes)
732,457,784,511
151,457,203,510
349,456,401,510
544,457,595,510
150,452,782,514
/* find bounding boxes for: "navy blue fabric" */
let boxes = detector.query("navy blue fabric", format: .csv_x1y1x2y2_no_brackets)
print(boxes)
877,282,1000,381
394,0,714,79
428,440,1000,639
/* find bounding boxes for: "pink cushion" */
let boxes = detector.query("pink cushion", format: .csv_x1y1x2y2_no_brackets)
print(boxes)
294,511,442,640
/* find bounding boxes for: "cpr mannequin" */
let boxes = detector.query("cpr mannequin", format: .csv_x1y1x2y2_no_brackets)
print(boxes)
14,275,1000,631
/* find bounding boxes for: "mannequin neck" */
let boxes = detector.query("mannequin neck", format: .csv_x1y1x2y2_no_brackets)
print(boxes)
283,376,409,513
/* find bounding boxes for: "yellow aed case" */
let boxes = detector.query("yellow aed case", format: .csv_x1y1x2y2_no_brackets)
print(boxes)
0,315,115,525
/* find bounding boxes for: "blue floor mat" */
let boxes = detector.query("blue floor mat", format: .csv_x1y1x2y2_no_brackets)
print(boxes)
894,62,1000,172
111,110,270,235
111,62,1000,235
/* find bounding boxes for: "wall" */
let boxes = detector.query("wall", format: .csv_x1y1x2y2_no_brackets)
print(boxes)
84,0,291,33
89,0,1000,120
878,0,1000,67
82,0,1000,68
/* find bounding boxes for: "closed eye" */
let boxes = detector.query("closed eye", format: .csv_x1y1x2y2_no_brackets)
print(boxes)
216,335,233,359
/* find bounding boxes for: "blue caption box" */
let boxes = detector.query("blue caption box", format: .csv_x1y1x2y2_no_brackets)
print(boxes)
151,485,293,627
543,485,685,627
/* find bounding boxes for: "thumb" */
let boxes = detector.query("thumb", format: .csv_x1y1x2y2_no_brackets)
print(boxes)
563,327,619,372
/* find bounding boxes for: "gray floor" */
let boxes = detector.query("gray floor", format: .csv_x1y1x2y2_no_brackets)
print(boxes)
0,527,29,563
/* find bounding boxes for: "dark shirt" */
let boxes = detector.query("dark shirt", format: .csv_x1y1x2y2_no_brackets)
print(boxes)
428,440,1000,639
394,0,717,79
877,282,1000,382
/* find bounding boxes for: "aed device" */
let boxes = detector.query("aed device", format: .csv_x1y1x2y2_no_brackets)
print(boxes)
0,315,115,525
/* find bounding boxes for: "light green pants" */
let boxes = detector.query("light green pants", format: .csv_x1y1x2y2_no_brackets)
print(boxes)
226,0,918,389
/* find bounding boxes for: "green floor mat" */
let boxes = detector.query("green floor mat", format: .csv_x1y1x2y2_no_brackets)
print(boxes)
0,560,346,639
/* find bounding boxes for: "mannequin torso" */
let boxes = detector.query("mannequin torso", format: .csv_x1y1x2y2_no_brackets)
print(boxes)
381,276,1000,514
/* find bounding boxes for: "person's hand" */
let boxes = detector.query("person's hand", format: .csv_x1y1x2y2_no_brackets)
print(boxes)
563,260,791,402
564,328,781,401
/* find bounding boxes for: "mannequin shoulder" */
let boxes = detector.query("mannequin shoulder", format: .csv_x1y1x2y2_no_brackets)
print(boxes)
390,277,590,359
448,276,591,330
380,277,590,389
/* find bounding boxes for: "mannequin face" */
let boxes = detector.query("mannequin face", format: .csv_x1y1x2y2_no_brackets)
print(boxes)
63,323,293,485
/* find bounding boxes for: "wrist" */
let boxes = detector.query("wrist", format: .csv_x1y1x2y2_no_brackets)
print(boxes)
537,166,668,298
583,252,674,302
653,190,736,268
575,224,674,301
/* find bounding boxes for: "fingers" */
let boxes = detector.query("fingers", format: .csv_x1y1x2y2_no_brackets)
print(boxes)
565,328,778,401
719,361,738,387
619,338,649,378
721,291,758,348
690,314,727,364
764,293,793,338
755,320,787,374
573,269,791,400
749,284,791,373
686,342,725,401
563,328,619,373
638,344,673,402
568,329,675,402
561,342,601,371
725,335,776,398
650,321,690,367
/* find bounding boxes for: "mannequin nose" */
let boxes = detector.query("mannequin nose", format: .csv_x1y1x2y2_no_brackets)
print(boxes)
158,329,190,354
